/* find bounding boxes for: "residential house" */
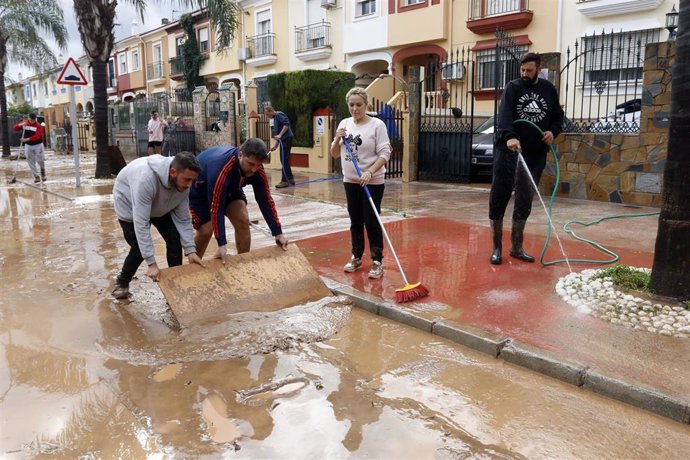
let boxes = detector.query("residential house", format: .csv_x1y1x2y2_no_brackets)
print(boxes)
558,0,675,124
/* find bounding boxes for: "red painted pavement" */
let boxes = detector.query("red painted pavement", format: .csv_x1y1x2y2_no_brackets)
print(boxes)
296,217,690,397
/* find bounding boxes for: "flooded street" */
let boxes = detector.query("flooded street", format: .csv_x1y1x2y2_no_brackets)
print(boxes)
2,155,689,458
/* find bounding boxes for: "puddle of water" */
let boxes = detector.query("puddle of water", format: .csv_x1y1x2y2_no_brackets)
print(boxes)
152,363,182,382
200,393,249,444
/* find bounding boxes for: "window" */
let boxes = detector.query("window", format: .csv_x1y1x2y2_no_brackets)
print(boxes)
356,0,376,17
118,52,127,74
131,49,140,71
256,9,272,55
198,27,209,54
176,36,185,56
476,45,527,89
582,29,660,84
108,59,116,87
469,0,521,19
404,0,424,5
44,82,48,96
254,76,269,109
257,9,271,35
32,84,36,97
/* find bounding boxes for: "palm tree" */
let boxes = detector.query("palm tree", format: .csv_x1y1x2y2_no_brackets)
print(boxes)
73,1,240,177
0,1,68,158
649,0,690,298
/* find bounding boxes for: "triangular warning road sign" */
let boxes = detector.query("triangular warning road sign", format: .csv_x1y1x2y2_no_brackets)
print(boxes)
57,57,88,86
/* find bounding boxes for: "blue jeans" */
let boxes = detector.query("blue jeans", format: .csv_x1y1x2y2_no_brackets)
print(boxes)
116,213,182,287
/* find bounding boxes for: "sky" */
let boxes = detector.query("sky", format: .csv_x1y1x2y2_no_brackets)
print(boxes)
9,0,194,81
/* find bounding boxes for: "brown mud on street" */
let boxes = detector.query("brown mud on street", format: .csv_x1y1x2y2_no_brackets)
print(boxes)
2,155,690,458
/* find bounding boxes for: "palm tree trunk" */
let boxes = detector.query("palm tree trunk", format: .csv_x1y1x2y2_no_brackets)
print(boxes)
0,71,10,158
649,0,690,298
92,60,112,178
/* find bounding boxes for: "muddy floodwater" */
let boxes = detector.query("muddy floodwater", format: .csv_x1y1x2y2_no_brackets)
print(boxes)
2,158,690,458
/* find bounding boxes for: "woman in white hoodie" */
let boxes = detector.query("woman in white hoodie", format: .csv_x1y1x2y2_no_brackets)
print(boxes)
330,87,391,280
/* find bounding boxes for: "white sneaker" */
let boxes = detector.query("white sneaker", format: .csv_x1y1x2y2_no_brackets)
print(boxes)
368,261,384,279
343,256,362,272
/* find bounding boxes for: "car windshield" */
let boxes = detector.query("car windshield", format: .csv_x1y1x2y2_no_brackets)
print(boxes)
475,117,495,134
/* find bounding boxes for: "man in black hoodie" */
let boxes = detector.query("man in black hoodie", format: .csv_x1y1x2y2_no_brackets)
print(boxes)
489,52,564,265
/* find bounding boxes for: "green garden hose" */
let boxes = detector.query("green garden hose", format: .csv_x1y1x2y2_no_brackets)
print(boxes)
513,118,660,267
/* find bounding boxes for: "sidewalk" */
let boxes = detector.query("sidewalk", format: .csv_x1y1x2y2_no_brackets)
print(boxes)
275,169,690,424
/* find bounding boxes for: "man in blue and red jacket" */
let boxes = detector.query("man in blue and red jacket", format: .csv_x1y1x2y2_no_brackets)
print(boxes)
189,138,289,262
13,113,46,183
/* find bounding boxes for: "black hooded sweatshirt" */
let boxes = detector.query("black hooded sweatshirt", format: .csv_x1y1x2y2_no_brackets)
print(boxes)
496,77,564,158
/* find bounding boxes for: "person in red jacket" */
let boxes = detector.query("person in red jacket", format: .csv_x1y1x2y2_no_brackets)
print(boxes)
13,113,46,183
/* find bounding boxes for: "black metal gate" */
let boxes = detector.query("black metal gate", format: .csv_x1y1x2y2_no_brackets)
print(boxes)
418,48,475,182
371,97,404,179
130,93,195,156
417,29,524,182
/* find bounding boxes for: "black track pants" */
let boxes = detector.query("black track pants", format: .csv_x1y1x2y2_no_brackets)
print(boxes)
489,147,546,221
344,182,385,262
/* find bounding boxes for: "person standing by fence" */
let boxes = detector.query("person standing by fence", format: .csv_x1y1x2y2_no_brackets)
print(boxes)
147,111,168,155
264,106,294,188
13,113,46,183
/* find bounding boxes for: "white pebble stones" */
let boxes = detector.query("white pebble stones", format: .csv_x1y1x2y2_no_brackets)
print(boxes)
556,268,690,339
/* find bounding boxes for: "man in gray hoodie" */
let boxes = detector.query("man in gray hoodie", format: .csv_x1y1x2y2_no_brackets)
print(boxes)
112,151,204,299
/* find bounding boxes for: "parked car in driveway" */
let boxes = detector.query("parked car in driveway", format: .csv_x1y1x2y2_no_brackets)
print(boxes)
471,117,495,178
471,115,576,179
594,98,641,132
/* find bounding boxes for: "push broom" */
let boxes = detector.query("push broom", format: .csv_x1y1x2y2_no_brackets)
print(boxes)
343,141,429,303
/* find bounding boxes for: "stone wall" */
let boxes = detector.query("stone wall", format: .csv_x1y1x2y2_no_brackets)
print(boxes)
540,41,673,207
192,82,239,151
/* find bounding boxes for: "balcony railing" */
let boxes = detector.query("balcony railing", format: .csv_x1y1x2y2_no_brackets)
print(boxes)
247,33,275,58
295,21,331,53
469,0,529,20
169,56,184,77
147,61,164,80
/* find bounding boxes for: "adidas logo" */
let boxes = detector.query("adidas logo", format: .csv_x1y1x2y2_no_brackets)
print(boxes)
522,100,542,114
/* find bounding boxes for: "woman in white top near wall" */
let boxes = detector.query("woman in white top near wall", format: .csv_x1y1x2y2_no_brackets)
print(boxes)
330,87,392,280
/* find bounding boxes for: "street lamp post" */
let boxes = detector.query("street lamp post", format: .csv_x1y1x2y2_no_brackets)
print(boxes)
666,4,679,41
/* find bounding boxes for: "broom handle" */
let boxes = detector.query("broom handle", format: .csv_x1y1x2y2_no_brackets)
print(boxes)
344,141,410,285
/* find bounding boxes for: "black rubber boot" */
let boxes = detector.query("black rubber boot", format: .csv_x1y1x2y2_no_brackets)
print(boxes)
490,219,503,265
510,219,535,263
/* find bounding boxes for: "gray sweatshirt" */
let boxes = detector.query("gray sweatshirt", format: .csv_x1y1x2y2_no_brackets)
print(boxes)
113,155,195,265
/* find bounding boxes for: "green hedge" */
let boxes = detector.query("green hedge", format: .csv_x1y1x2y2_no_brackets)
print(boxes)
267,70,355,147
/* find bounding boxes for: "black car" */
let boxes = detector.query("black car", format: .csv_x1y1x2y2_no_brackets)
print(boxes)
471,117,495,178
471,116,575,179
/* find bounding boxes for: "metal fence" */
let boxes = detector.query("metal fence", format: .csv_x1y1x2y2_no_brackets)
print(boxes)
247,33,275,58
418,48,476,182
469,0,529,20
370,97,404,179
295,21,331,53
560,28,659,133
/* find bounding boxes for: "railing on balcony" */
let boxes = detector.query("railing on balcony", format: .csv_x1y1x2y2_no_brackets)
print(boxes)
295,21,331,53
147,61,164,80
169,56,184,76
247,33,275,58
469,0,529,20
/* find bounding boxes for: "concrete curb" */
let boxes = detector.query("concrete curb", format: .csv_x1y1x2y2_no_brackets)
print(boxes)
323,277,690,425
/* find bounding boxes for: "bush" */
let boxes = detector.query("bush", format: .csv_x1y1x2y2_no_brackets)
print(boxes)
596,265,650,291
267,70,355,147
